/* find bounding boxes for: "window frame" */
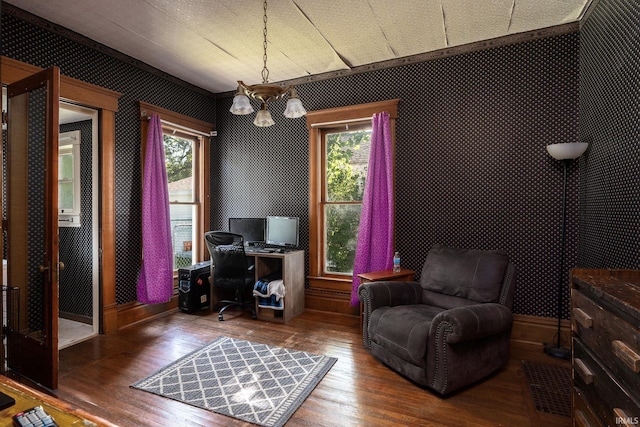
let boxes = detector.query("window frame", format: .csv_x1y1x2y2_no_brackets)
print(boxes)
320,123,372,276
306,99,399,290
58,129,82,227
138,101,212,272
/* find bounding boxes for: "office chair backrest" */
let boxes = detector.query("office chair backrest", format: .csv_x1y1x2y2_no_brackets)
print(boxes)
204,231,250,285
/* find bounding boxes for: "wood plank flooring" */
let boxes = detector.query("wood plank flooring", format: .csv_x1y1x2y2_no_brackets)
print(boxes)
54,309,571,426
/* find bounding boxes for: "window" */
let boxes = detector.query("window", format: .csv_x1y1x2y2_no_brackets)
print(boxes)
163,129,198,270
139,101,212,273
322,124,371,275
306,99,399,297
59,130,81,227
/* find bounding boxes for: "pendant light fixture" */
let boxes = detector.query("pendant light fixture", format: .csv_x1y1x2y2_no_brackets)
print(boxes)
229,0,307,127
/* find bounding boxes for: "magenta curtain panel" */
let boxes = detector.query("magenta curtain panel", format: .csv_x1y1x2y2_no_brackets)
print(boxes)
137,114,173,304
351,112,395,306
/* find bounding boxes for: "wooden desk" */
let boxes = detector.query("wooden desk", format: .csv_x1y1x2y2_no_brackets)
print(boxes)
249,250,305,323
357,269,416,332
0,375,116,426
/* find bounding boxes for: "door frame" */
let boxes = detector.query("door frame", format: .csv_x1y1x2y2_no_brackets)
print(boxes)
2,56,122,334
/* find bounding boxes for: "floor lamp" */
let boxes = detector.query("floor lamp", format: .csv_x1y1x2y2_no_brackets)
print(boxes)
544,142,588,359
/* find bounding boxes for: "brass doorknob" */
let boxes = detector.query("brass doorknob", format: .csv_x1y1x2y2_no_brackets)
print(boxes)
38,265,49,273
59,262,65,270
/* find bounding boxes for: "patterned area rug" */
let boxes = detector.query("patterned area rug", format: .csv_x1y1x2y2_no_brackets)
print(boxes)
521,360,572,418
131,336,337,427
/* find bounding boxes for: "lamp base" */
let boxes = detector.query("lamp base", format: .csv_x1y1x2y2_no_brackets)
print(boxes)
543,343,571,360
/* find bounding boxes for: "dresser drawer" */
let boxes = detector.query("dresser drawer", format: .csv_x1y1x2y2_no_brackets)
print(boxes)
574,386,604,427
573,339,640,425
572,289,640,392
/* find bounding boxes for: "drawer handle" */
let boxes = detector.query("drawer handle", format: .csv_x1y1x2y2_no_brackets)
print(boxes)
613,408,637,426
573,307,593,329
574,358,594,384
612,340,640,373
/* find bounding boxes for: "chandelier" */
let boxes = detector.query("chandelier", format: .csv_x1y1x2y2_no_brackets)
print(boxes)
229,0,307,127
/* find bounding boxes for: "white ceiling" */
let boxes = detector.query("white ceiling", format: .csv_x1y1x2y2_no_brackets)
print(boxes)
5,0,591,94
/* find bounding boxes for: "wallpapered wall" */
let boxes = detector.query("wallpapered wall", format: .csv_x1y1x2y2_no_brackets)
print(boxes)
8,2,636,321
579,0,640,269
59,120,93,319
1,6,217,305
215,33,581,319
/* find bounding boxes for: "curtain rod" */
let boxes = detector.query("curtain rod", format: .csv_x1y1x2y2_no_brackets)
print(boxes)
144,115,211,137
310,116,372,128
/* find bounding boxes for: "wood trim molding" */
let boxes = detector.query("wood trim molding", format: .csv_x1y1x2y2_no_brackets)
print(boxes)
1,56,121,111
511,313,571,348
305,99,399,128
138,101,214,134
116,297,179,330
306,99,400,288
2,56,121,336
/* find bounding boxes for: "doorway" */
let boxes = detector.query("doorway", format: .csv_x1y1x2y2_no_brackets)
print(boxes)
58,102,99,349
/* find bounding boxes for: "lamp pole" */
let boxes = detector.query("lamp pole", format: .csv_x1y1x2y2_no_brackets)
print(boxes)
545,159,572,359
544,142,588,360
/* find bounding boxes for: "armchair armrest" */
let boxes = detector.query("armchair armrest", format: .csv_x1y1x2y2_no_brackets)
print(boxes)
358,281,422,348
430,303,513,344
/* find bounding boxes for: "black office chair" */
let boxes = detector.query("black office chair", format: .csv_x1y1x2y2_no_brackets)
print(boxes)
204,231,257,321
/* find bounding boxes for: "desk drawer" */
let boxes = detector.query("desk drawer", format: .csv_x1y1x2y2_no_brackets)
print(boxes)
572,290,640,392
573,339,640,425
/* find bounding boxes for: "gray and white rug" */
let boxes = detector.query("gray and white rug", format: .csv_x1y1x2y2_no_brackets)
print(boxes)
131,336,337,427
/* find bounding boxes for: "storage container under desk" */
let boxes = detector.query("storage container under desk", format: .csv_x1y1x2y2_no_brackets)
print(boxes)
249,250,305,323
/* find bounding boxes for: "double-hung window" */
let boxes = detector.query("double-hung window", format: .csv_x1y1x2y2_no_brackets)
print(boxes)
321,124,371,275
306,100,399,304
139,102,212,273
163,128,199,270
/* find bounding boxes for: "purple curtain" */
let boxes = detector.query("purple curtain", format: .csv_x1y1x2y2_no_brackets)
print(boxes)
350,112,395,306
137,114,173,304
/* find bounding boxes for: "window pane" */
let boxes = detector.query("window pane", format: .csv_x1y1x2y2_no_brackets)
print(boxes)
59,182,74,209
170,204,195,270
164,133,194,202
324,203,361,275
325,130,370,202
59,151,73,180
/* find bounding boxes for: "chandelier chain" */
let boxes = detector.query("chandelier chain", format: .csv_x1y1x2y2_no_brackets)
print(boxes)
261,0,269,84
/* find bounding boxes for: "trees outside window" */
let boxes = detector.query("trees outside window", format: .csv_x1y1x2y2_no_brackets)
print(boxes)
323,127,371,274
139,101,212,273
306,99,398,313
163,131,198,270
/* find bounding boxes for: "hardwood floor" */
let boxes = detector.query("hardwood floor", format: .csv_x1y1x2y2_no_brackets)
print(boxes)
55,309,571,426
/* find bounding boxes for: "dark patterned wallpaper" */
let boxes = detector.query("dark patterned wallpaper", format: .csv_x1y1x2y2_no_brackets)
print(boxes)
59,120,93,319
1,7,217,305
579,0,640,269
8,3,633,320
216,34,581,319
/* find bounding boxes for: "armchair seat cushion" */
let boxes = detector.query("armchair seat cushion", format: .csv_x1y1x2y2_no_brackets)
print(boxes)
369,304,445,367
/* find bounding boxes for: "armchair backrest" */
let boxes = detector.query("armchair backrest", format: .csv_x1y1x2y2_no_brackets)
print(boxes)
204,231,250,287
419,244,516,310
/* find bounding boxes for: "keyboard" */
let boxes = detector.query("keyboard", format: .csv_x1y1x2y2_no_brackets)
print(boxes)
246,248,274,253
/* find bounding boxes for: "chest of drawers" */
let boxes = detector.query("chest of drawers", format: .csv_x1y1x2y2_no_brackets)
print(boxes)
571,269,640,427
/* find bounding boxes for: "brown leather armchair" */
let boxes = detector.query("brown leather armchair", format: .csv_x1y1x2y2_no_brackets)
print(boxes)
358,244,516,395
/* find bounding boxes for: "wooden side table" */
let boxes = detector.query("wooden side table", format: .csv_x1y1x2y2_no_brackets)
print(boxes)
357,268,415,285
357,268,415,332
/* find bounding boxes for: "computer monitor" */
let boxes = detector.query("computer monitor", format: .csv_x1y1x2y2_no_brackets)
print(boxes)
265,216,299,247
228,218,266,246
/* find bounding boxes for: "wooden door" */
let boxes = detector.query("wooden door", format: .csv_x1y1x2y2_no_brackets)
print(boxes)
6,67,60,389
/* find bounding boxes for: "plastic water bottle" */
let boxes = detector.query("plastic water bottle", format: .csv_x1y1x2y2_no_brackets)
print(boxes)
393,252,401,272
